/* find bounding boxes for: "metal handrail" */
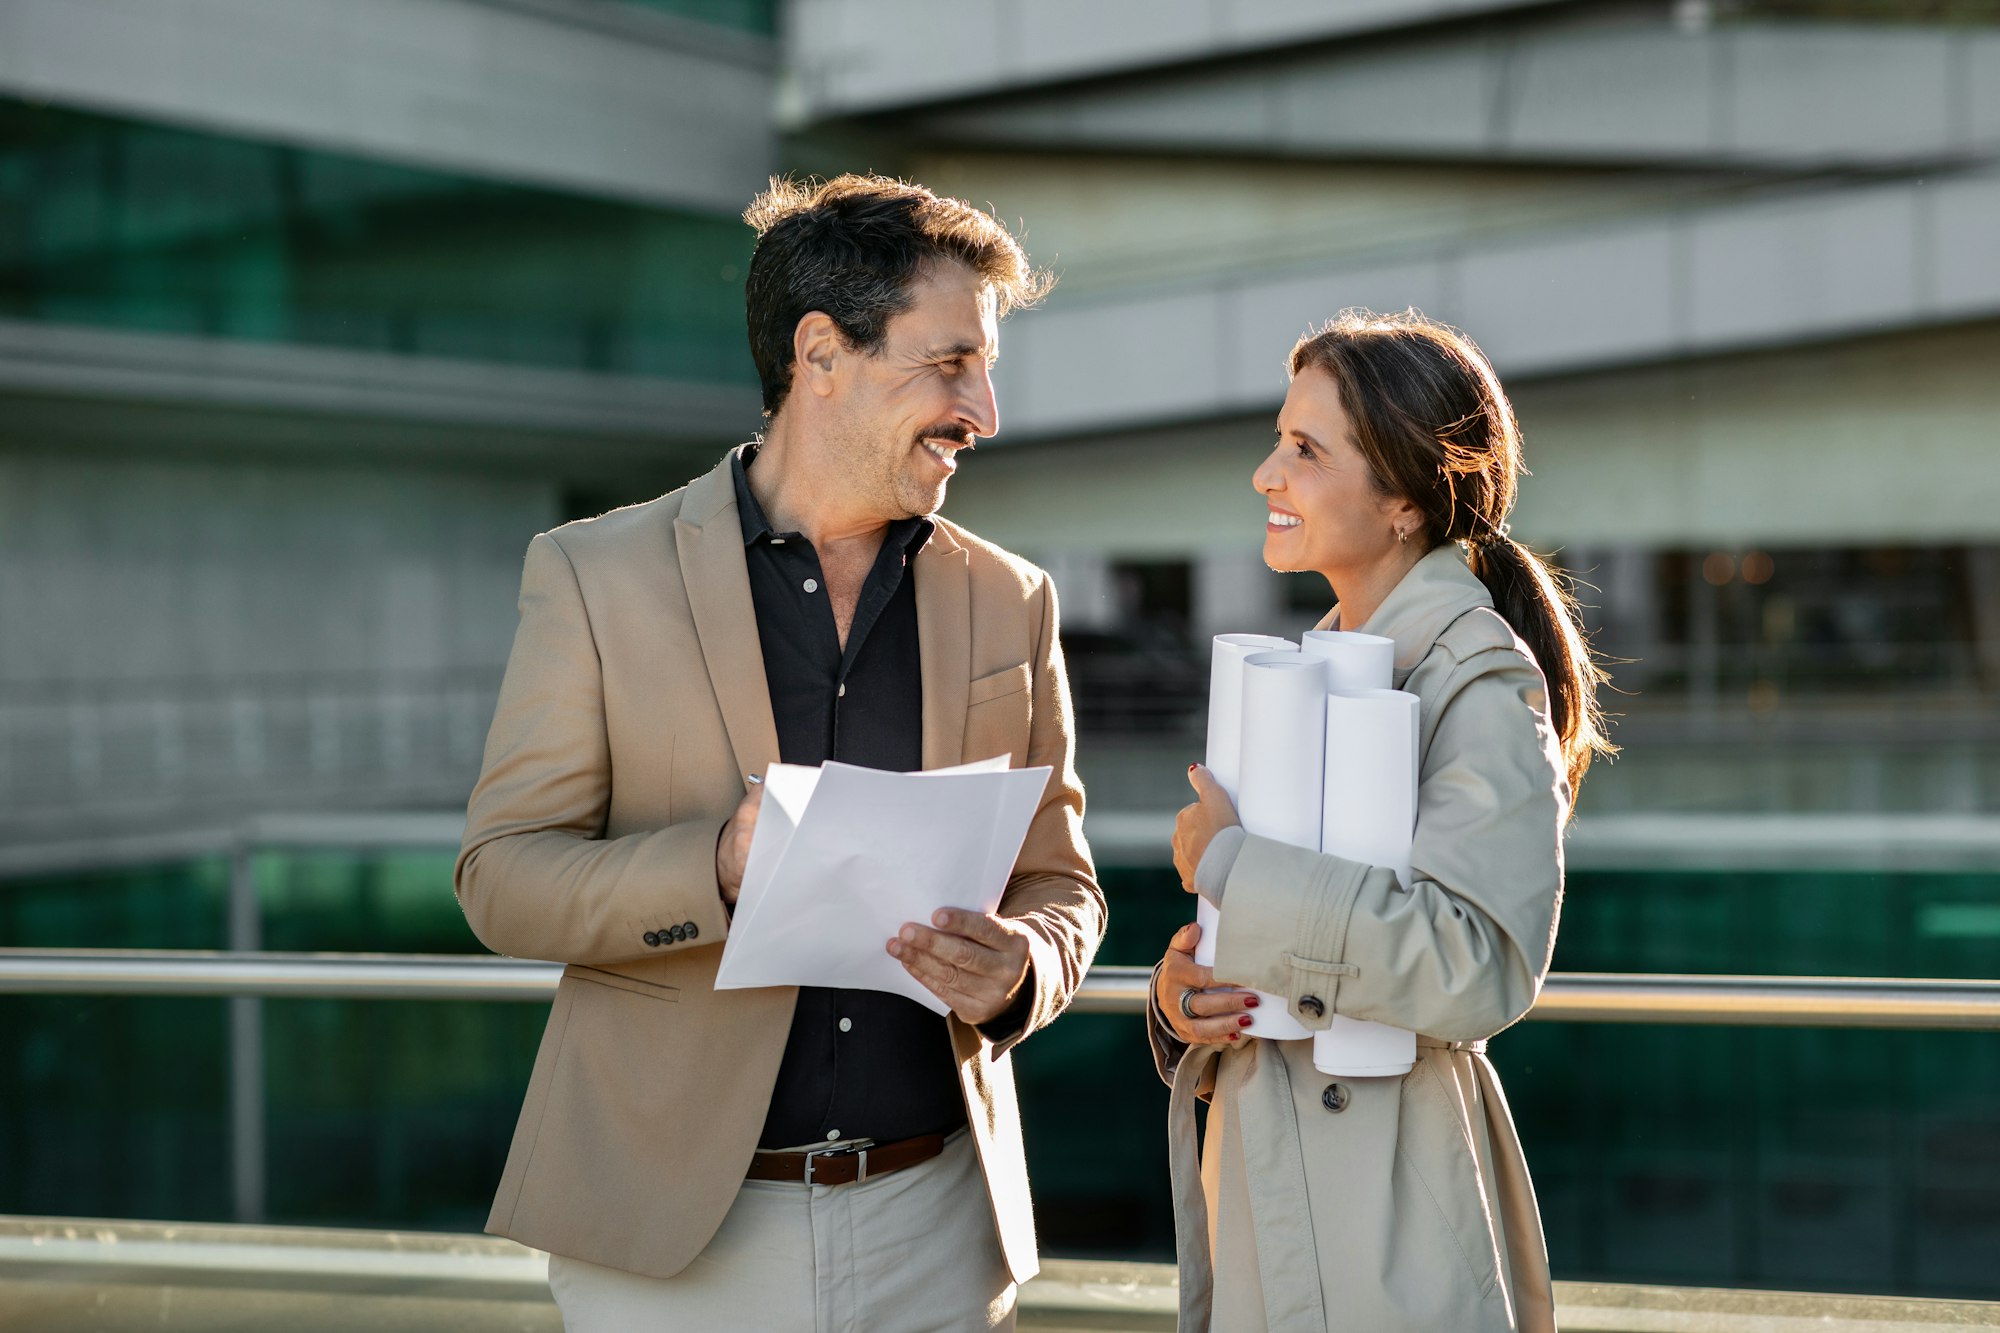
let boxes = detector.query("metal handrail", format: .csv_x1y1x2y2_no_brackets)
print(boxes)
2,950,1997,1030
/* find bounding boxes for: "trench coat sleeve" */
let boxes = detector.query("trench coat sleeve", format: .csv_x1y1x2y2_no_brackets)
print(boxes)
1210,646,1567,1042
963,574,1106,1057
453,533,733,965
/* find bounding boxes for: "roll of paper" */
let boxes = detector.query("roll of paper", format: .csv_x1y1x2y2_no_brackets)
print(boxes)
1204,634,1295,802
1218,651,1324,1041
1301,629,1396,692
1315,687,1422,1077
1195,635,1295,972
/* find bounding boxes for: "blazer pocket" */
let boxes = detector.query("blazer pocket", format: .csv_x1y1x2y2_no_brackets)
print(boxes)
565,962,681,1002
968,661,1031,706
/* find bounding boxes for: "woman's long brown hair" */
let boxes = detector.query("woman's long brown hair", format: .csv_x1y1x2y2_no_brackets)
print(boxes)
1291,309,1615,796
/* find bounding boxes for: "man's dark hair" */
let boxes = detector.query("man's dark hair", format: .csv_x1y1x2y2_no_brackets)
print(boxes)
742,174,1052,417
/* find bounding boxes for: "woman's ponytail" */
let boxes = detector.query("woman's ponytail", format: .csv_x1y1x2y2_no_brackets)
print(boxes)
1291,310,1615,798
1465,535,1615,794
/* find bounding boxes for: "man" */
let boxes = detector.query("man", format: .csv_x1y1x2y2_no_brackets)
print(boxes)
454,174,1104,1331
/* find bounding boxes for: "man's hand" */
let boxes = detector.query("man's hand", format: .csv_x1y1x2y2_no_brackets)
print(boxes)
1155,923,1255,1046
1172,764,1241,894
888,908,1032,1026
715,783,764,906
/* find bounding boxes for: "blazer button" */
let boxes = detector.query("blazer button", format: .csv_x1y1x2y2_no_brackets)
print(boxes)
643,931,660,947
1298,995,1325,1018
684,922,700,940
1321,1083,1350,1113
667,923,685,943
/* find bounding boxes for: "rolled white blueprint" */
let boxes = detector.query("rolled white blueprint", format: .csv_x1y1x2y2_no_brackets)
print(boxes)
1301,629,1396,692
1314,686,1422,1077
1195,635,1295,971
1215,651,1324,1041
1204,634,1294,802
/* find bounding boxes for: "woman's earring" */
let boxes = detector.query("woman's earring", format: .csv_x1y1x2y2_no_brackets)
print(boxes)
1397,528,1409,545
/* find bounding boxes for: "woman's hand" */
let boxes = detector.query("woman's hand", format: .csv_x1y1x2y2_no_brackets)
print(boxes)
1172,764,1241,894
1155,923,1257,1046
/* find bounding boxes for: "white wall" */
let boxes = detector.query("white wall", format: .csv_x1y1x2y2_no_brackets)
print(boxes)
0,452,558,841
944,319,2000,556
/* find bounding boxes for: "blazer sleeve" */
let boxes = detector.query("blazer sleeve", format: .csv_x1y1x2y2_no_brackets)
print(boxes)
453,533,733,965
1210,646,1568,1043
959,572,1107,1058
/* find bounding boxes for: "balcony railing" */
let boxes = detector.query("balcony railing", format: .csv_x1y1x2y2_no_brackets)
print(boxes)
3,948,2000,1030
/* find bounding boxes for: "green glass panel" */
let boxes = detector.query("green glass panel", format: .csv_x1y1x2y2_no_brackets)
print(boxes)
615,0,778,34
0,99,756,384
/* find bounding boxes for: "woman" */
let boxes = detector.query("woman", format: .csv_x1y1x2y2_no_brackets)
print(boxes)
1149,309,1613,1333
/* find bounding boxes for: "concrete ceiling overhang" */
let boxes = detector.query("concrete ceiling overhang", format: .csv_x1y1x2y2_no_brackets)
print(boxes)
0,0,777,213
892,17,2000,171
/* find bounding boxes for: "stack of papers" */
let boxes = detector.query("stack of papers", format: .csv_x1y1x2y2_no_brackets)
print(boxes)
713,756,1053,1014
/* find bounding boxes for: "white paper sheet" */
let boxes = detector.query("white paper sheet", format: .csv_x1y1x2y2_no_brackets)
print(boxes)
1316,686,1422,1076
714,756,1053,1014
1301,629,1396,692
1195,635,1295,972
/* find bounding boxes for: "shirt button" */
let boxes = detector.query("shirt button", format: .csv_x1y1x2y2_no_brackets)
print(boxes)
838,1017,852,1033
826,1129,841,1141
803,578,819,593
837,683,847,698
771,537,785,545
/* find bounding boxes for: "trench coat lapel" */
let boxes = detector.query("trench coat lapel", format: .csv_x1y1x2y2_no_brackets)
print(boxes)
914,526,971,771
674,459,781,786
1321,546,1495,688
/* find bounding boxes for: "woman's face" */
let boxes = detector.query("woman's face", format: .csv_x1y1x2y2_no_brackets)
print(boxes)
1254,367,1415,580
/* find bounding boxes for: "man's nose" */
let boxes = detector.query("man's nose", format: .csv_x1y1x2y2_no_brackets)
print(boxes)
960,363,999,439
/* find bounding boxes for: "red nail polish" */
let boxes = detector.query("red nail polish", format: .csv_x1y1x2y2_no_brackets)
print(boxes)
1242,995,1260,1009
1237,1014,1254,1027
1188,763,1196,772
1227,1033,1240,1042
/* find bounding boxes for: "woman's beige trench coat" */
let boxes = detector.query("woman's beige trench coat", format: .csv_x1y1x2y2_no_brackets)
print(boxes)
1151,545,1570,1333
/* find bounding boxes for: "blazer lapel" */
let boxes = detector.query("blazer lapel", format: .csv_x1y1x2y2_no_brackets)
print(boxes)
915,527,971,771
675,461,781,786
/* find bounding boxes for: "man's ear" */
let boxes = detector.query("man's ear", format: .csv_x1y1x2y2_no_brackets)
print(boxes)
792,312,843,400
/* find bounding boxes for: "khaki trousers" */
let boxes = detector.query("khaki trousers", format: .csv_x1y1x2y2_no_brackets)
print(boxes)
547,1130,1017,1333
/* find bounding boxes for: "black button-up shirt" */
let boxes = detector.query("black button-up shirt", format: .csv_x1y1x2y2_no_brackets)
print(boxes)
733,445,969,1150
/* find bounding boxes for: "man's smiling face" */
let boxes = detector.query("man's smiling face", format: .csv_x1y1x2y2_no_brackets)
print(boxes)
833,262,1001,521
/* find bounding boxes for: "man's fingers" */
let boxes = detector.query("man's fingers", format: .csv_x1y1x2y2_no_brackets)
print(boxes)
897,922,1005,976
930,908,1012,949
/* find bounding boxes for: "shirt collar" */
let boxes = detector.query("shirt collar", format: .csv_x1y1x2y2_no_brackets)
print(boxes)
731,442,935,556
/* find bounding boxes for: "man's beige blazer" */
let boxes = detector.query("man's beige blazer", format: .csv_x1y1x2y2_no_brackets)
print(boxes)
454,452,1105,1284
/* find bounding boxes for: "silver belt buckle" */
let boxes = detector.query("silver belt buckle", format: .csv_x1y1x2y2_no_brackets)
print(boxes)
803,1142,870,1186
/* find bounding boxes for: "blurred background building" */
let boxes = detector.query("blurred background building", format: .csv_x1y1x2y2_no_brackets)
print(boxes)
3,0,1997,1305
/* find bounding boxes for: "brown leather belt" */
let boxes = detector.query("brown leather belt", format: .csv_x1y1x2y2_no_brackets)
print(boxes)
746,1133,946,1187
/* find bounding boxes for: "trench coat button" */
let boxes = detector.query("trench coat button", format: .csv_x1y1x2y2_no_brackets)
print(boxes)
684,921,699,940
1298,995,1325,1018
643,931,660,947
1321,1083,1351,1113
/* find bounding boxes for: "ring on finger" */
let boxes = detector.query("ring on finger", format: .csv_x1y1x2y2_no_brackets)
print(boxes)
1178,987,1201,1021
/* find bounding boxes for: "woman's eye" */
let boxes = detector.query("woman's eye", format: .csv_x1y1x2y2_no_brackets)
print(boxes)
1294,440,1314,459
